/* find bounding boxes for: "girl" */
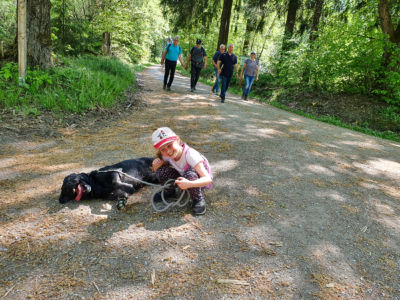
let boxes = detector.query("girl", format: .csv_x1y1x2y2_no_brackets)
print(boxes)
240,51,259,100
151,127,212,215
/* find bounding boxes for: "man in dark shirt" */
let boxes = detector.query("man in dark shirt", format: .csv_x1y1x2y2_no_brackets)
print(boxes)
185,39,207,92
217,43,239,103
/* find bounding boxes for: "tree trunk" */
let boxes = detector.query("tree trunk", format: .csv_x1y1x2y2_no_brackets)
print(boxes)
282,0,299,51
102,32,111,56
0,41,4,59
309,0,324,42
242,20,252,55
217,0,233,51
378,0,400,68
378,0,400,46
26,0,52,69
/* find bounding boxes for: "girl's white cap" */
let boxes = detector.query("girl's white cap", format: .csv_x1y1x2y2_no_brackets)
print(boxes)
152,127,178,149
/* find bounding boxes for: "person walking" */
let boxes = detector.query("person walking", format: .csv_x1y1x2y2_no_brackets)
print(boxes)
217,43,238,103
161,36,185,91
185,39,207,92
211,44,225,95
240,51,259,100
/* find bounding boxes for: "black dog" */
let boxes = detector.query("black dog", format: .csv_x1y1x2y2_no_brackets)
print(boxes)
59,157,157,208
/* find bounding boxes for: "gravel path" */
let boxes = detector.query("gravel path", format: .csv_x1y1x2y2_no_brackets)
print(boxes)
1,65,400,299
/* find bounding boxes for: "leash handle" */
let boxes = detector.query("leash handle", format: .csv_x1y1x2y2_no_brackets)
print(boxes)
151,179,190,212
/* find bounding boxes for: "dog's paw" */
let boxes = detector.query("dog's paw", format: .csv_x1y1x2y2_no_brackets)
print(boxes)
116,198,127,210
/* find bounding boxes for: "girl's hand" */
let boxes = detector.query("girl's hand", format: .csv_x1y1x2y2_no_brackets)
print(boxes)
152,158,164,171
175,177,191,190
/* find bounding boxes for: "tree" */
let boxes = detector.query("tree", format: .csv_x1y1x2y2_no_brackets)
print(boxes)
309,0,324,41
242,0,268,55
378,0,400,68
217,0,233,50
282,0,300,51
26,0,52,68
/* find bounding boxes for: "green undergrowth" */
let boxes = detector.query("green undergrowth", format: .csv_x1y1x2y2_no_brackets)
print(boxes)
267,100,400,143
0,56,143,113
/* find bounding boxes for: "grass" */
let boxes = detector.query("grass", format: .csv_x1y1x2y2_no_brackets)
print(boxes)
0,56,142,113
267,101,400,142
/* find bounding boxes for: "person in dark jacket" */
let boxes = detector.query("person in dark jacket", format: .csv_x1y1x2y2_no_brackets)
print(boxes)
217,43,238,103
185,39,207,92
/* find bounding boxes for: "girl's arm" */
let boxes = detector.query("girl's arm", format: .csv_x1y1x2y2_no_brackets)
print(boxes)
175,162,212,189
152,158,164,172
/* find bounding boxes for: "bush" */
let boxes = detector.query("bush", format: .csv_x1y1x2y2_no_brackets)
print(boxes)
0,55,135,113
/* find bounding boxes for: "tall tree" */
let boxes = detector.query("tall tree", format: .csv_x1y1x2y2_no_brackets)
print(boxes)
282,0,300,51
242,0,268,55
378,0,400,68
26,0,52,68
309,0,324,41
217,0,233,50
243,18,257,54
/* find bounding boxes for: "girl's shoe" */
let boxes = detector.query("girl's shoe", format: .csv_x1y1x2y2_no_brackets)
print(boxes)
192,199,206,215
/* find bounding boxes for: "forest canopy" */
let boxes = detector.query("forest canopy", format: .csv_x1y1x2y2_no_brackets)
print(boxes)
1,0,399,107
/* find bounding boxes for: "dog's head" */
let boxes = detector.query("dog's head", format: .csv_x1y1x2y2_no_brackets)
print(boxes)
59,173,91,203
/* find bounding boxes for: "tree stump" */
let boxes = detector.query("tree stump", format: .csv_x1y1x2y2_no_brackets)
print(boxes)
102,32,111,56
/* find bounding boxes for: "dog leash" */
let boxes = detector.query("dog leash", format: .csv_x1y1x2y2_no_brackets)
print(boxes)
97,169,190,212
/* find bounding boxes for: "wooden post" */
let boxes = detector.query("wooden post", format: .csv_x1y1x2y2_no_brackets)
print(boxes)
18,0,27,85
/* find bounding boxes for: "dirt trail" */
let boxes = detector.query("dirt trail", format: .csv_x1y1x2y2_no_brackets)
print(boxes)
1,65,400,299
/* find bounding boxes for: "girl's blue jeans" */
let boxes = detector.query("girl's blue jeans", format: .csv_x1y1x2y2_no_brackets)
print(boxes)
243,75,255,96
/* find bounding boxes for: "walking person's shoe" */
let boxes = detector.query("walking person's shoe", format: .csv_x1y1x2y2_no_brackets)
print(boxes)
167,86,171,91
190,88,194,92
163,84,166,90
244,95,248,100
192,198,206,215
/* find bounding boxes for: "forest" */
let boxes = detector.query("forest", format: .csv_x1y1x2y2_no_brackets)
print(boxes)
1,2,400,298
0,0,399,140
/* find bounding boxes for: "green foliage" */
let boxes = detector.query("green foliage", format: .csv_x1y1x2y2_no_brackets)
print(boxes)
0,0,16,44
51,0,168,63
0,56,135,113
272,4,400,107
160,0,219,33
373,45,400,106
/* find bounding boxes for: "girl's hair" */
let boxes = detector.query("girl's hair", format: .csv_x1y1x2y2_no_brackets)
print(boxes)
155,137,182,159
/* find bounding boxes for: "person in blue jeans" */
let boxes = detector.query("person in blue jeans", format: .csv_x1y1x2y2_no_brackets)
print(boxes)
211,44,225,95
240,51,259,100
217,44,239,103
161,36,185,91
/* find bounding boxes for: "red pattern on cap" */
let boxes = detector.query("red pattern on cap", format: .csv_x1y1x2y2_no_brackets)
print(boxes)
153,136,178,149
